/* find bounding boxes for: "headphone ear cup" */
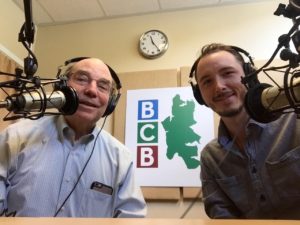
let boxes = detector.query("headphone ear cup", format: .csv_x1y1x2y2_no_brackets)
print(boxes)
243,63,255,75
102,96,115,117
243,63,260,88
102,93,121,117
189,59,207,106
191,82,206,106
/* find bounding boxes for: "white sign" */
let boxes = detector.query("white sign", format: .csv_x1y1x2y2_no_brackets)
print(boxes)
125,87,214,187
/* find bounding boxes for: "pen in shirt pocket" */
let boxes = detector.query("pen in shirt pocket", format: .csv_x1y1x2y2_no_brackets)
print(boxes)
90,181,113,195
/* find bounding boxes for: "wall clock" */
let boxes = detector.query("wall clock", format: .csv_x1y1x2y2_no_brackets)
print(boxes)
139,30,169,59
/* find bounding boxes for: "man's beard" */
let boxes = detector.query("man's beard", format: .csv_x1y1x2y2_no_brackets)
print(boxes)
217,104,244,117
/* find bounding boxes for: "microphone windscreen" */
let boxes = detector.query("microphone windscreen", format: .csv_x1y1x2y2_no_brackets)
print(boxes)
59,86,78,115
245,83,281,123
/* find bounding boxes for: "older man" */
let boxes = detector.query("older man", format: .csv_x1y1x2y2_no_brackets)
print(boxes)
0,58,146,217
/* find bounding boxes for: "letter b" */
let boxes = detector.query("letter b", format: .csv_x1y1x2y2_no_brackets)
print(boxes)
138,100,158,120
137,146,158,168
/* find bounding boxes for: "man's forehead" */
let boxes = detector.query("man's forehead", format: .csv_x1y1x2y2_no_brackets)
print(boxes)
198,51,239,69
72,58,111,77
202,51,236,62
74,58,106,69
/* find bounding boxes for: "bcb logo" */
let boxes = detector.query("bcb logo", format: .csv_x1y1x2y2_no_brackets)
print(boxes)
137,100,158,168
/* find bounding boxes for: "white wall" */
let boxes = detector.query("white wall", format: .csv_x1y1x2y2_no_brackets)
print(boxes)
0,0,27,65
34,0,290,76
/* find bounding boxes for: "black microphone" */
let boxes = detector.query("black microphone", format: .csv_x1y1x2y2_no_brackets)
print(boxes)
0,86,78,115
245,78,300,123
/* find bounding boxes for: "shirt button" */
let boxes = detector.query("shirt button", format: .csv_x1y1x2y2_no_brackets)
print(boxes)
65,178,70,183
260,194,266,202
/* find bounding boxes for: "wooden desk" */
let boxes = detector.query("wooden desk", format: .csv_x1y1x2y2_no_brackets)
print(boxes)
0,218,300,225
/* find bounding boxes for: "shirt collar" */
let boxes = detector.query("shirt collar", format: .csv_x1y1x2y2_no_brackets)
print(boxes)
56,115,98,144
217,117,267,147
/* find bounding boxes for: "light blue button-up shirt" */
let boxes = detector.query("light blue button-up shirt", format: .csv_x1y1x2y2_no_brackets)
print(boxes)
0,115,146,217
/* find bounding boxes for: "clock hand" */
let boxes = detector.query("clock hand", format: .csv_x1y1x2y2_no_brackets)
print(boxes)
150,36,160,51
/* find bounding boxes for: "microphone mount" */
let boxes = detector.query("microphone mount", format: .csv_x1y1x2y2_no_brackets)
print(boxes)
274,2,300,19
242,1,300,122
18,0,38,80
0,0,78,121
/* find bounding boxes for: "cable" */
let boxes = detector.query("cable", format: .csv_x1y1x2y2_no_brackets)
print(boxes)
54,116,108,217
180,189,202,218
0,208,16,217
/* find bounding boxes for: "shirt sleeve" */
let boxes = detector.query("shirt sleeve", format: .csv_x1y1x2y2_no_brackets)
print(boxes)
113,151,147,218
0,126,21,213
0,180,6,212
0,130,10,211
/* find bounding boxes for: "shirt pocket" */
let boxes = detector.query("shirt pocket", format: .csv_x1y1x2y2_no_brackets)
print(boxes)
216,175,251,213
79,187,113,217
266,146,300,198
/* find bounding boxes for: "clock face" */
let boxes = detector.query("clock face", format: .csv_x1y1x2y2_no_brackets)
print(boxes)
139,30,169,59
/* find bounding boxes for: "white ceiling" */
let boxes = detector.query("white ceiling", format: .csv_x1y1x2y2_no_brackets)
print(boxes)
13,0,274,26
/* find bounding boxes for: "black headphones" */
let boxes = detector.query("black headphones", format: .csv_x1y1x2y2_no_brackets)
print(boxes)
189,45,259,106
59,57,122,117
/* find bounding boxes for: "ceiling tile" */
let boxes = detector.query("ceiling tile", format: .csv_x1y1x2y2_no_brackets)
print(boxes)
12,0,53,24
99,0,160,16
37,0,105,23
32,0,54,24
12,0,275,26
159,0,219,10
219,0,273,4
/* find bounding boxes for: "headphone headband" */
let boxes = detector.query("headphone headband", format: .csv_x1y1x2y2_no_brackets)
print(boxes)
229,46,255,66
63,57,122,90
